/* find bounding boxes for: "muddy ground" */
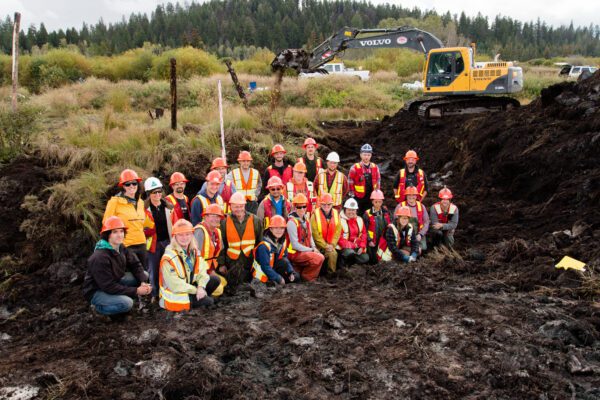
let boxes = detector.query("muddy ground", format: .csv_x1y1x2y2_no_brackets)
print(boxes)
1,74,600,399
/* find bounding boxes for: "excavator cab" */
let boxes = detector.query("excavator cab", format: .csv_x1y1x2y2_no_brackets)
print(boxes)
424,48,471,94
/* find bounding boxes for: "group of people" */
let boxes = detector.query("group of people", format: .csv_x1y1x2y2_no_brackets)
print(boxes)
83,138,459,319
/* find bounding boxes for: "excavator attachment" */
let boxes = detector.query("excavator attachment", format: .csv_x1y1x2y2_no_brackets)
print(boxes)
271,49,311,73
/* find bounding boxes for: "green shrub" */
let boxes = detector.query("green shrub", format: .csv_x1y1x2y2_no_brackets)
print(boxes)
151,47,223,80
0,105,43,162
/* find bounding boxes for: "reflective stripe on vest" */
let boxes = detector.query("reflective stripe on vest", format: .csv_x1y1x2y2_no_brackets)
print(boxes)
395,169,425,200
232,168,259,201
315,208,340,244
317,171,344,206
336,216,365,250
433,203,457,224
287,217,312,255
225,215,256,260
252,240,287,282
196,223,221,273
159,247,198,312
401,201,424,230
196,193,226,215
389,223,413,249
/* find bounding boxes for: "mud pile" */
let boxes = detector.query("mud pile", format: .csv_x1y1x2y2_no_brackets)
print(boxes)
1,74,600,399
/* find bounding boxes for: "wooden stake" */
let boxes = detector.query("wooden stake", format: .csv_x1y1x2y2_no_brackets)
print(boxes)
170,58,177,130
11,12,21,113
218,80,226,159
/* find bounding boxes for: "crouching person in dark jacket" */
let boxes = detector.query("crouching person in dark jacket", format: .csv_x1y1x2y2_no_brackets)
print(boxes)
253,215,300,285
83,216,151,320
385,206,419,263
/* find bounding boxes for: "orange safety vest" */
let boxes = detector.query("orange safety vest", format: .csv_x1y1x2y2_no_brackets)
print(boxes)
395,168,426,202
287,216,312,255
401,201,425,231
252,239,287,282
225,215,256,260
314,207,340,244
195,223,221,274
231,168,259,201
317,170,345,207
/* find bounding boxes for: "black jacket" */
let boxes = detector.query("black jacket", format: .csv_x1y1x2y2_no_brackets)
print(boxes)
385,223,419,259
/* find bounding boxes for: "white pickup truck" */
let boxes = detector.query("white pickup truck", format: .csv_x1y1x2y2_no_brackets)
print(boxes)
558,65,597,78
299,62,370,81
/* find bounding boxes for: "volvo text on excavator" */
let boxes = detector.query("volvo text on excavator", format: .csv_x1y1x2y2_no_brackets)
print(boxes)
271,27,523,118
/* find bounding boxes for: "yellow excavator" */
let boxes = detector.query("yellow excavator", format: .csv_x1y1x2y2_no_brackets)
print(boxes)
271,27,523,118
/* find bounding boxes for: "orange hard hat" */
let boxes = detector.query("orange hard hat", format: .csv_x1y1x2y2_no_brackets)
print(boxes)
271,144,286,156
169,171,188,186
206,170,223,185
439,187,453,200
238,151,252,161
292,193,308,205
404,150,419,161
395,206,412,218
266,176,284,189
172,219,194,236
118,169,142,187
320,193,334,205
269,215,287,228
293,161,307,173
302,138,318,149
210,157,228,170
229,192,247,205
405,186,419,196
370,189,385,201
100,216,127,233
203,203,225,218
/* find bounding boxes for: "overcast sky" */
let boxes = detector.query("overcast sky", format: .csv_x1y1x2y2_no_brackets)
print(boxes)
1,0,599,32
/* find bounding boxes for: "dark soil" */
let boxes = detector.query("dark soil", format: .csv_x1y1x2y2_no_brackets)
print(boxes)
1,73,600,399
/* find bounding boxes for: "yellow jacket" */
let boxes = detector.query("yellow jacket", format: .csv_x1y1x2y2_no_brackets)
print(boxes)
103,194,151,247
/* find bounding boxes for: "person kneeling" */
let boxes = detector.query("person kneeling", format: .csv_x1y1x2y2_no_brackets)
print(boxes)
386,206,419,263
336,198,369,268
159,219,220,311
83,216,151,320
253,215,300,285
287,193,324,281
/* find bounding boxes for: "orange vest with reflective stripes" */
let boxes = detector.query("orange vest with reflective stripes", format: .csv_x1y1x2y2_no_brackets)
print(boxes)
395,168,425,202
231,168,259,201
400,201,425,231
314,207,340,244
225,215,256,260
196,223,221,274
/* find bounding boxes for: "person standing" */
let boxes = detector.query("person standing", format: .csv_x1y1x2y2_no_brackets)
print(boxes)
348,144,381,214
262,144,293,193
228,151,261,214
297,138,324,182
314,152,348,211
394,150,428,203
190,170,226,226
165,172,190,223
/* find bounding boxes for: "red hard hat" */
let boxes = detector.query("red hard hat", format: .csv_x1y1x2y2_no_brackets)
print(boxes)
202,203,225,218
302,138,318,149
320,193,334,205
439,187,453,200
211,157,228,170
169,172,189,186
271,144,286,156
101,216,127,233
172,219,194,236
118,169,142,187
238,151,252,161
269,215,287,228
266,176,284,189
206,170,223,185
370,189,384,201
395,206,412,218
404,150,419,161
405,186,419,196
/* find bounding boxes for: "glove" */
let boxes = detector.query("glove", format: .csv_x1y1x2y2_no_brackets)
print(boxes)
408,253,417,262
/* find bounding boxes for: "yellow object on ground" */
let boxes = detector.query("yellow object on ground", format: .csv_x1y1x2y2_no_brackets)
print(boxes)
212,274,227,297
555,256,586,272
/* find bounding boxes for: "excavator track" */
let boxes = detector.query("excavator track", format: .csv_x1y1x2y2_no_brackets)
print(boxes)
403,96,443,113
416,96,520,119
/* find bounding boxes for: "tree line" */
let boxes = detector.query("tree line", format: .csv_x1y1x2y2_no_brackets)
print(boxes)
0,0,599,60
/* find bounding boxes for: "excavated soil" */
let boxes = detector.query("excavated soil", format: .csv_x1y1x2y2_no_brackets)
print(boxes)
1,73,600,399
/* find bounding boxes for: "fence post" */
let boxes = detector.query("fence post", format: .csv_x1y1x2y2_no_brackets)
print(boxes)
11,12,21,113
170,58,177,130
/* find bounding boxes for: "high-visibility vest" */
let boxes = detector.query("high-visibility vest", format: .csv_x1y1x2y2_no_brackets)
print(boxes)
336,216,365,250
159,246,204,312
364,208,391,261
196,193,229,215
314,207,340,244
395,168,426,202
433,202,457,224
252,238,287,282
317,170,345,207
225,215,256,260
401,201,425,231
286,180,316,205
388,223,413,249
350,163,380,198
165,194,189,223
287,216,312,255
262,196,291,228
267,165,293,185
195,223,221,274
231,168,259,201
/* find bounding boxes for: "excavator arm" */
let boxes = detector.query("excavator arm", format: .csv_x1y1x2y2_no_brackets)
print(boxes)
271,26,444,73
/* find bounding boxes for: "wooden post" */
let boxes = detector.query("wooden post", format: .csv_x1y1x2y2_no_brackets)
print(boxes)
224,59,248,110
218,80,226,159
170,58,177,130
11,12,21,113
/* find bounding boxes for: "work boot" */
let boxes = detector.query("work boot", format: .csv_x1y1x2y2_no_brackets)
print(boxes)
249,278,267,298
195,296,215,308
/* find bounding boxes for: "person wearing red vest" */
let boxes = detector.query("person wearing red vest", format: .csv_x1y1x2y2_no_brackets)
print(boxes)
298,137,324,182
200,157,237,206
430,187,459,249
218,193,263,293
395,186,430,254
394,150,429,203
165,171,190,223
262,144,293,194
385,206,419,263
337,198,369,268
257,176,292,228
286,194,324,281
310,193,343,275
252,215,299,285
286,161,316,213
193,203,227,297
348,143,381,214
362,190,392,264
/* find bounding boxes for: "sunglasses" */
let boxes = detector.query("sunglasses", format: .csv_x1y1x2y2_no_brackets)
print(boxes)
269,188,281,191
123,182,138,187
150,190,162,195
295,205,307,209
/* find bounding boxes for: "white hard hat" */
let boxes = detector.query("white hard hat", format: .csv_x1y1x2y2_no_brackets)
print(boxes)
144,177,163,192
326,152,340,163
344,198,359,210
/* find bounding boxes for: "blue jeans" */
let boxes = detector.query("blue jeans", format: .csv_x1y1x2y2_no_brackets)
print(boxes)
91,272,140,315
147,240,169,297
